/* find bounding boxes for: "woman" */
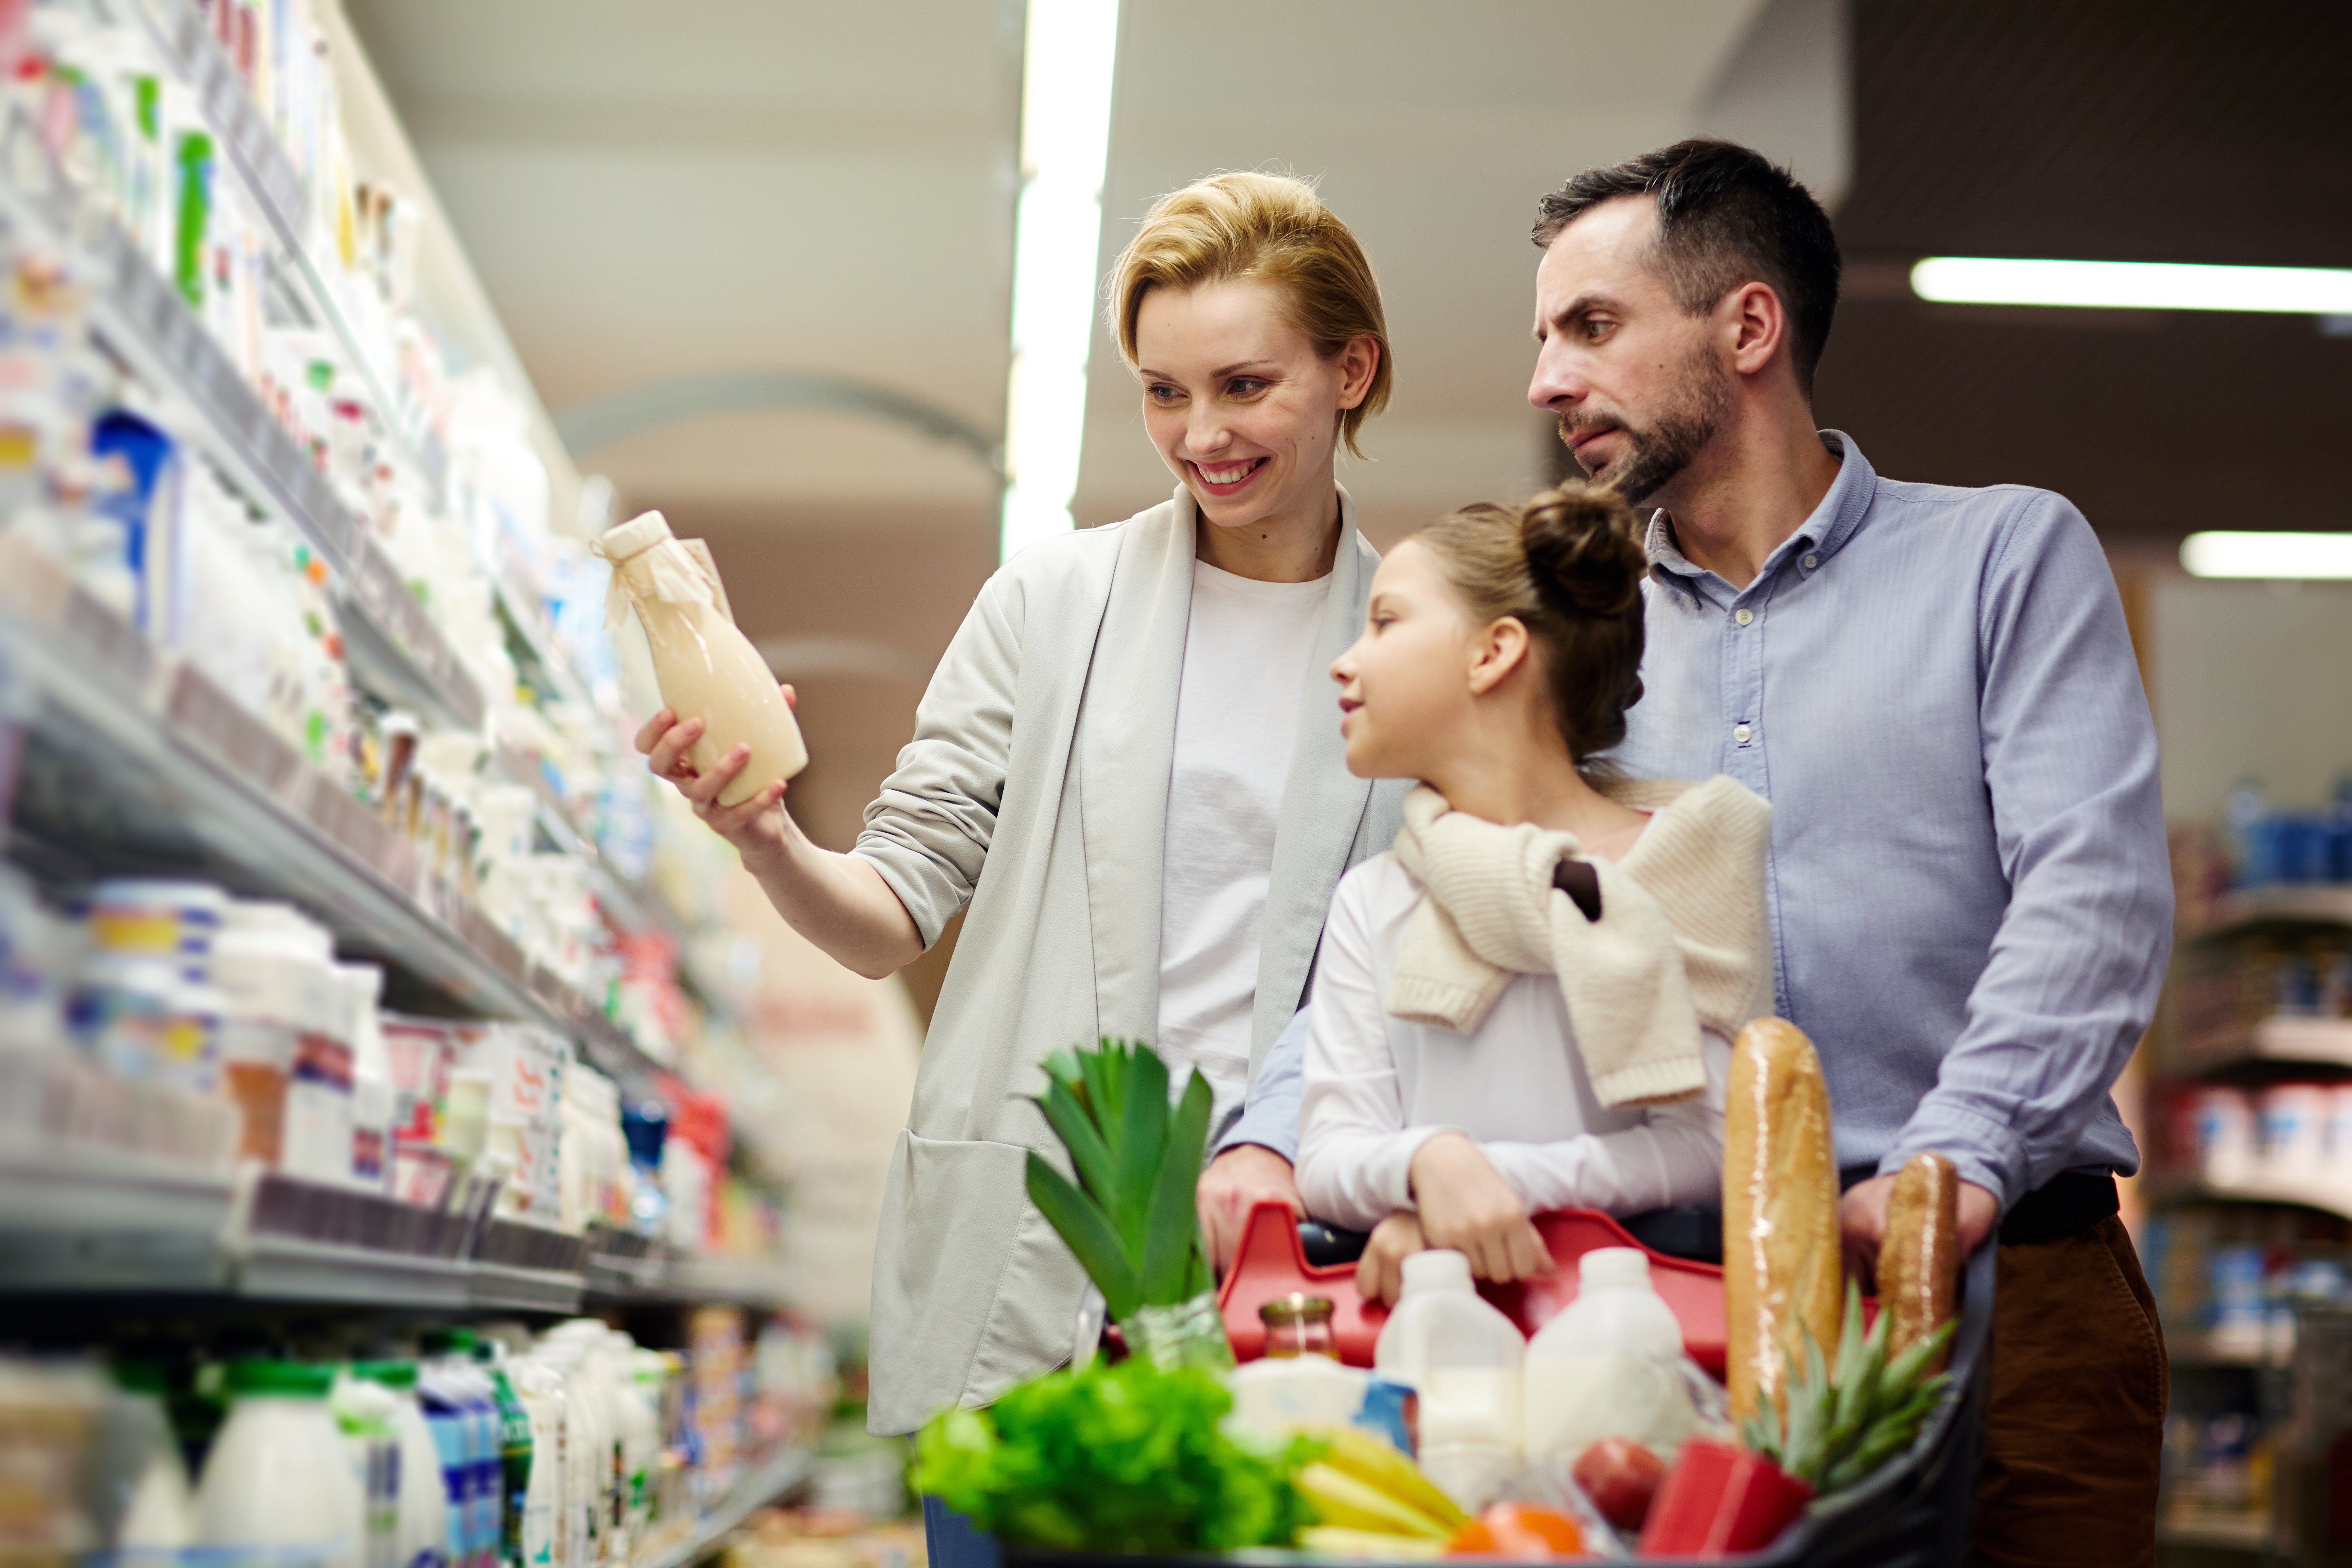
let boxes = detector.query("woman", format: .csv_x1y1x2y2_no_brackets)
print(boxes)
634,172,1409,1430
1296,486,1774,1306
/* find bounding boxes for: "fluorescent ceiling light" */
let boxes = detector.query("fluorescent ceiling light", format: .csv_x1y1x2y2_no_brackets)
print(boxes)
1000,0,1121,560
1911,257,2352,315
2181,532,2352,580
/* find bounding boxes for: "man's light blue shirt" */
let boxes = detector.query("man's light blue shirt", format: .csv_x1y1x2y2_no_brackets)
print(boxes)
1227,433,2172,1210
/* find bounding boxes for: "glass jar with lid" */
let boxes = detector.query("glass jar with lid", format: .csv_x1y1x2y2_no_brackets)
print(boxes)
1259,1294,1338,1360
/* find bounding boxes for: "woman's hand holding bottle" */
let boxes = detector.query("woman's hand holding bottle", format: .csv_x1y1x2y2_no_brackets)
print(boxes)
635,685,800,867
635,684,924,980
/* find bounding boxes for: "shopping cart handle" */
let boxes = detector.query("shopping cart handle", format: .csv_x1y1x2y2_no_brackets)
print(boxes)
1220,1199,1729,1374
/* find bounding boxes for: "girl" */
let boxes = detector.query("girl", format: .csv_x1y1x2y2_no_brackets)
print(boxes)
1297,486,1773,1305
634,173,1412,1430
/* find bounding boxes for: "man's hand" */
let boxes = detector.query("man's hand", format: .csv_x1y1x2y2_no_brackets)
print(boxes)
1356,1212,1426,1307
1196,1144,1302,1276
635,688,801,867
1408,1131,1552,1287
1840,1172,2001,1288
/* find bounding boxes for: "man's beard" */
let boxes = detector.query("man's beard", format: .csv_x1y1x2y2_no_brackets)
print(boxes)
1556,348,1734,506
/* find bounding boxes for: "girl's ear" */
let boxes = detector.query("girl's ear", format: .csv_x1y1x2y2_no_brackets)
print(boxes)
1466,616,1531,696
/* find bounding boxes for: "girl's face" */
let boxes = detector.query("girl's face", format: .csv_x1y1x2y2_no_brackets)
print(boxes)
1332,539,1525,781
1133,278,1377,539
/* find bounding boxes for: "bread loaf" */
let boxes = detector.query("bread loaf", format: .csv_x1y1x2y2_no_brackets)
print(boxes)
1880,1152,1960,1374
1722,1018,1842,1426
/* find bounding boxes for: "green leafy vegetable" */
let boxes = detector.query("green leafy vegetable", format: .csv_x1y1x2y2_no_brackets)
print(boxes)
1022,1038,1218,1322
913,1358,1321,1554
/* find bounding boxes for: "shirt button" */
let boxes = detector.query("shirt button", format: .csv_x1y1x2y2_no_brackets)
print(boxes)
1733,723,1753,744
1733,608,1754,626
1802,553,1819,570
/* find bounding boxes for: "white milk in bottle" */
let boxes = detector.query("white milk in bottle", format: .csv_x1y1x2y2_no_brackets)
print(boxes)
196,1360,364,1568
1372,1250,1525,1510
1524,1247,1700,1463
592,511,806,807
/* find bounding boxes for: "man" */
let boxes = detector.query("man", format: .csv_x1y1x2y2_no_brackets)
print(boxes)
1209,139,2172,1566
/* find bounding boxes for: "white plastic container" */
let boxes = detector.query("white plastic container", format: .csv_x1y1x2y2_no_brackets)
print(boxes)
1226,1356,1372,1438
196,1359,364,1568
1524,1247,1701,1463
332,1371,401,1568
350,1361,450,1568
593,510,806,807
343,964,392,1192
1371,1250,1525,1510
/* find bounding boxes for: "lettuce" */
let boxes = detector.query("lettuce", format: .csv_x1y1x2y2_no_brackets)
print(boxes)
913,1358,1320,1554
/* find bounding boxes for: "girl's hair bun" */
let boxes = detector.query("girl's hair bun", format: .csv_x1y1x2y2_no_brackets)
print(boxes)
1519,484,1646,619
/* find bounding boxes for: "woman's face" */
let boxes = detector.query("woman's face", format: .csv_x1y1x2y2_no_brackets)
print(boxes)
1332,540,1515,781
1132,278,1376,539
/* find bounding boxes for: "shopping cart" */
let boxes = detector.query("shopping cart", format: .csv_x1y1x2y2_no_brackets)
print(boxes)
1007,1201,1994,1568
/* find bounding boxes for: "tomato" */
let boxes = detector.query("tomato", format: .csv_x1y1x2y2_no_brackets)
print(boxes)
1570,1437,1665,1533
1443,1503,1584,1558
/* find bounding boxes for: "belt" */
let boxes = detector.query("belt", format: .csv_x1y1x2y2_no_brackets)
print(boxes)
1839,1165,2118,1247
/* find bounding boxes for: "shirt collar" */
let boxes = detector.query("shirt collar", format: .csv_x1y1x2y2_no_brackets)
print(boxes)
1643,430,1878,589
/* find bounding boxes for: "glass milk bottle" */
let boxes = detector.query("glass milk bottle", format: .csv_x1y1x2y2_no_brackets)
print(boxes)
1524,1247,1700,1464
1372,1250,1526,1510
593,511,806,807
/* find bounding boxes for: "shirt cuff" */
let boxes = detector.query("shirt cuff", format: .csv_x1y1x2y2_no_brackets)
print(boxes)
1877,1100,2028,1213
1390,1125,1470,1215
1218,1081,1302,1163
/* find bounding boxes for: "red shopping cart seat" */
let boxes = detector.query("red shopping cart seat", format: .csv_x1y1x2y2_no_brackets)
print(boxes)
1216,1200,1728,1378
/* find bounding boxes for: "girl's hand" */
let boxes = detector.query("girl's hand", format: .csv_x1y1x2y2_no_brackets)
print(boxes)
635,686,800,866
1408,1131,1554,1286
1356,1212,1426,1307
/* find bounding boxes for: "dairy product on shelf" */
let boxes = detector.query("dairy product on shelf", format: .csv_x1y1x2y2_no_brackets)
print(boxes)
196,1359,365,1568
332,1371,403,1568
350,1361,452,1568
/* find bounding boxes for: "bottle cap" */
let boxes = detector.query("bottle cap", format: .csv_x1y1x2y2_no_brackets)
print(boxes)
1578,1246,1652,1291
597,510,675,562
1259,1293,1336,1328
1400,1249,1474,1295
420,1326,479,1356
225,1359,334,1398
350,1359,418,1391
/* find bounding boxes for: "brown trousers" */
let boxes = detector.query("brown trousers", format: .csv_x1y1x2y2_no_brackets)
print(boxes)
1971,1215,2169,1568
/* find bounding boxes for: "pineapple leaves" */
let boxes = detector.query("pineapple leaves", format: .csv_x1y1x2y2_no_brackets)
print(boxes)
1749,1276,1958,1497
1020,1039,1216,1324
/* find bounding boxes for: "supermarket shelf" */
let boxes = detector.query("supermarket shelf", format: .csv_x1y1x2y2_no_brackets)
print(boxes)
0,1154,785,1315
632,1446,814,1568
2168,1326,2296,1369
0,541,673,1109
2150,1170,2352,1225
0,98,484,735
104,0,450,495
2189,884,2352,943
2176,1015,2352,1076
2158,1511,2278,1552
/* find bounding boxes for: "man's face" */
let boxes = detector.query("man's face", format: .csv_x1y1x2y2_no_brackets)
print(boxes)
1526,196,1732,507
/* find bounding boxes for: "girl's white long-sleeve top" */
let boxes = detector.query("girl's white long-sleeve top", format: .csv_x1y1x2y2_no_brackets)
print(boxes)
1296,851,1731,1232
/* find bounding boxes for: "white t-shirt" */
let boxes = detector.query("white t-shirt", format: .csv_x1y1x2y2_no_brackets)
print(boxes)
1156,560,1331,1129
1295,851,1731,1233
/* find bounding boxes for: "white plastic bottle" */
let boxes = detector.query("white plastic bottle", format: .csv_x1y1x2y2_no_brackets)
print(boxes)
332,1371,401,1568
1524,1247,1701,1463
592,510,806,806
1372,1250,1526,1510
196,1360,364,1568
350,1361,449,1568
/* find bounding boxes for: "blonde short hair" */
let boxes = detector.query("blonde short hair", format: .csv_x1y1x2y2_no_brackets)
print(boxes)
1110,172,1393,459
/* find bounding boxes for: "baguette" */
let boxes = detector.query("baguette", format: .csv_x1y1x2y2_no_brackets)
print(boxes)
1722,1018,1843,1426
1880,1152,1960,1374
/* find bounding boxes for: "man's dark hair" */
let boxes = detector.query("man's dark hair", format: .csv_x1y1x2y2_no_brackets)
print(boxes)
1532,139,1841,396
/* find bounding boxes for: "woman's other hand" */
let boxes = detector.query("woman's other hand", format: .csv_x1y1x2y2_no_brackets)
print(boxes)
1356,1212,1426,1307
1408,1131,1553,1286
635,686,800,867
1196,1144,1303,1278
